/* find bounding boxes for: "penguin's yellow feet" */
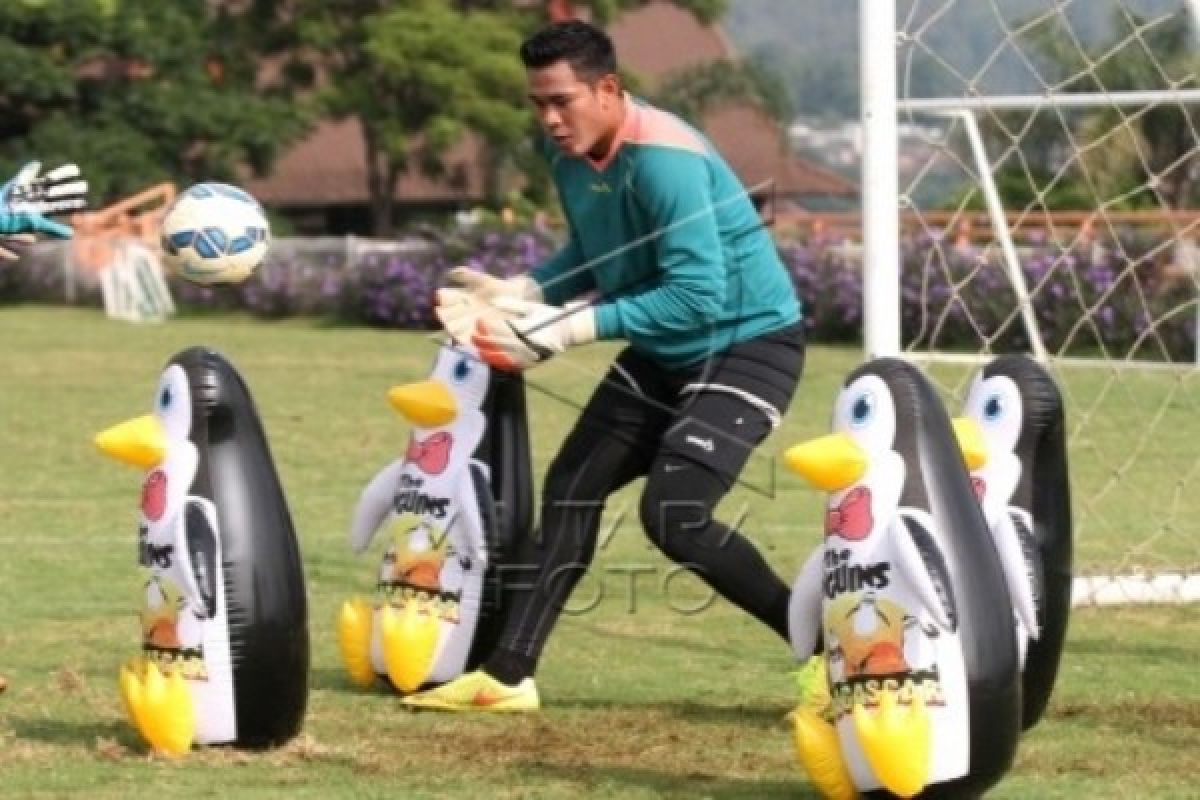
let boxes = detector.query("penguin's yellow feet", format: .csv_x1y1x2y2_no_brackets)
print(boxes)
852,688,931,798
379,602,440,693
791,657,857,800
119,659,195,756
337,598,377,689
400,670,540,713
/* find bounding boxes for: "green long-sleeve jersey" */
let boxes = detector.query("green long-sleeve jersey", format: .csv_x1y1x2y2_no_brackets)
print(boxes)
530,95,801,368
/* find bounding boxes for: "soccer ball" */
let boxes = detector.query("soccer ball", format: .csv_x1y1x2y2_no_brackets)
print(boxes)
160,183,271,285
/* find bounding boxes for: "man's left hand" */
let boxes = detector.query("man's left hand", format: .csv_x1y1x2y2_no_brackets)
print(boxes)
471,297,597,371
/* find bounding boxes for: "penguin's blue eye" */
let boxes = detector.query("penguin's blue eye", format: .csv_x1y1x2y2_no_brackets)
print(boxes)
984,394,1003,421
452,357,472,383
850,392,874,427
158,386,172,410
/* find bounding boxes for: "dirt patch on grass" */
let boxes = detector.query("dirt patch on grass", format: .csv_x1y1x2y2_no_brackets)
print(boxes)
1051,698,1200,728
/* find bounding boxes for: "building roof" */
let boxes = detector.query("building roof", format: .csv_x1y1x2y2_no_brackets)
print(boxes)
608,1,733,86
250,1,856,209
247,118,484,206
702,104,856,198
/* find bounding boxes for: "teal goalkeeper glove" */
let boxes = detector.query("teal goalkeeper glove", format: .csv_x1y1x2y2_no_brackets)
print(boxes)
471,297,597,371
0,161,88,239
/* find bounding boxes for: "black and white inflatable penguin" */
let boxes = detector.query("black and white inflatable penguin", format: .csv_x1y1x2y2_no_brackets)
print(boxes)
785,358,1019,799
95,348,309,755
954,354,1072,730
338,342,531,692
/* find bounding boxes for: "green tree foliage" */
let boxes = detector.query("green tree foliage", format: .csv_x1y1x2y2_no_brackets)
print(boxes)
0,0,306,204
1016,8,1200,209
285,0,726,235
288,0,530,235
723,0,1185,120
1,0,727,232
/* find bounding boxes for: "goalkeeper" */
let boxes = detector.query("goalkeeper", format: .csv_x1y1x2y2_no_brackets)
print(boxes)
0,158,86,695
412,20,803,712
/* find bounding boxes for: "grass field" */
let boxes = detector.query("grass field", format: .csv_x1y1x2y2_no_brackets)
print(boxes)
0,307,1197,798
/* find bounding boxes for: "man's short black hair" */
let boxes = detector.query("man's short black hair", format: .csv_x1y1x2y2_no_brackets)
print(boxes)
519,20,618,81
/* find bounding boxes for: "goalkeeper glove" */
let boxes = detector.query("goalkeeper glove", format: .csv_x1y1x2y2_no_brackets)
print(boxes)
0,161,88,239
434,287,516,346
471,297,596,371
445,266,542,303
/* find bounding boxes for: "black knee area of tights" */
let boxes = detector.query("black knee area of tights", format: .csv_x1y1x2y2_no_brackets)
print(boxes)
639,460,728,564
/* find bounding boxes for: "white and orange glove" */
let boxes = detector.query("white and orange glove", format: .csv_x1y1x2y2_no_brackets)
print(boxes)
435,287,490,345
471,297,596,371
435,267,543,345
444,266,542,304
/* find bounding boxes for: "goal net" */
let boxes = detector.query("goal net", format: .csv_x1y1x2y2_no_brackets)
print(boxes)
864,0,1200,603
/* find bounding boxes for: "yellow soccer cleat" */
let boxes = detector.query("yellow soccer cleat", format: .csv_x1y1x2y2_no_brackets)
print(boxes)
119,660,195,756
337,597,377,689
400,669,540,713
379,602,440,693
852,688,931,798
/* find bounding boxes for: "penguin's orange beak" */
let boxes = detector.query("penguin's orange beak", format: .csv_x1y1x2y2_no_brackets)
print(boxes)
784,432,868,492
951,417,988,471
388,380,458,427
95,414,167,469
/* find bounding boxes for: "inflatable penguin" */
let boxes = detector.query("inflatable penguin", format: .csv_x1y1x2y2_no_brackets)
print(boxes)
785,358,1019,799
338,342,531,692
94,348,308,755
954,354,1072,730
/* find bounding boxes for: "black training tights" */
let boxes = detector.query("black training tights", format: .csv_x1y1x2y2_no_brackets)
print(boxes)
484,421,792,684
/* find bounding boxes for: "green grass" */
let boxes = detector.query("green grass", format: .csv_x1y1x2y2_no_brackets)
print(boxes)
0,307,1196,798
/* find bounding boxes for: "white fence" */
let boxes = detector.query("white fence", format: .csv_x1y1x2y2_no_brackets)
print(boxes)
11,235,440,306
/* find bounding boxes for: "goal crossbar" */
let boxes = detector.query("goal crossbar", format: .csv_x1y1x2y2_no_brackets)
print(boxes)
899,89,1200,114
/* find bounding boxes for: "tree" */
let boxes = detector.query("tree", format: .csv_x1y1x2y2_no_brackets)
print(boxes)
0,0,306,204
289,0,530,236
985,7,1200,210
286,0,727,236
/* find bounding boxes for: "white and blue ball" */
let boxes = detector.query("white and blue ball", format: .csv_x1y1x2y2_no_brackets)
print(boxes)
160,183,270,285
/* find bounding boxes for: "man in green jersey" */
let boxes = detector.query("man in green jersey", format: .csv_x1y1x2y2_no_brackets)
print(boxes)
410,19,804,712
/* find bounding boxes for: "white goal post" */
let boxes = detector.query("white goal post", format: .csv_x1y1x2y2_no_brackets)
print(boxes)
860,0,1200,604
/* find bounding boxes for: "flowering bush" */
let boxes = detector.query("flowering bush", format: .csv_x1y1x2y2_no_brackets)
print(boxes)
2,223,1193,361
163,227,559,330
780,228,1196,361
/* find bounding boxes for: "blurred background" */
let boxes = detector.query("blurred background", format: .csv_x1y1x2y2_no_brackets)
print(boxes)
1,0,1197,356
